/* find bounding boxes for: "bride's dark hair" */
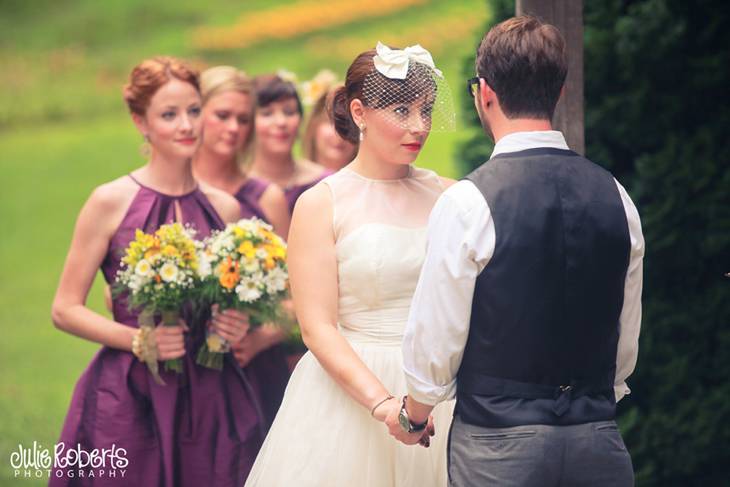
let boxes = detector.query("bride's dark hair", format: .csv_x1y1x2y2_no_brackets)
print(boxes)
330,50,376,144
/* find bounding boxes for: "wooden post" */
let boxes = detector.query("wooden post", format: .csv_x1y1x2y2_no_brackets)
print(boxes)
516,0,584,155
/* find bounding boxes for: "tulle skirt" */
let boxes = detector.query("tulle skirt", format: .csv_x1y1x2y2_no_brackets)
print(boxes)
244,335,453,487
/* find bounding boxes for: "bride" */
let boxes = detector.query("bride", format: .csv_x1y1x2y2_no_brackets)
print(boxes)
245,43,455,486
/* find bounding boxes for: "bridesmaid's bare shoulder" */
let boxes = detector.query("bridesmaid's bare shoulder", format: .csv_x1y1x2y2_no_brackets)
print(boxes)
91,175,139,206
199,181,241,223
259,182,288,213
86,175,139,222
80,175,140,238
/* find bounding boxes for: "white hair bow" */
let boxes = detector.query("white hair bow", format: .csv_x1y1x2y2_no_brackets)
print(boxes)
373,41,443,80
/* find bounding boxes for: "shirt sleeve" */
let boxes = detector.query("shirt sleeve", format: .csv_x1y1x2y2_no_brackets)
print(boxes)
613,179,645,402
402,180,495,406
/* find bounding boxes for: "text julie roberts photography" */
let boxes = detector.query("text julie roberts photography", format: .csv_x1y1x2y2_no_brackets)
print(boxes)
9,441,128,480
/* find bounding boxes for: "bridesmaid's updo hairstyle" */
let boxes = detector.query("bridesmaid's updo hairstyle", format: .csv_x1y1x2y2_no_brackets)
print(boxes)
253,74,303,115
123,56,200,116
330,50,377,144
200,66,252,106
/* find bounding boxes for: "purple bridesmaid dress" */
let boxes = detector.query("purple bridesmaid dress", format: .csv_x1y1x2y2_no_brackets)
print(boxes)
283,169,333,214
50,176,264,487
231,178,290,430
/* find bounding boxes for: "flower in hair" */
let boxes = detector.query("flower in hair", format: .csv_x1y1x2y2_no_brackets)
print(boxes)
300,69,339,106
276,69,299,84
372,41,443,80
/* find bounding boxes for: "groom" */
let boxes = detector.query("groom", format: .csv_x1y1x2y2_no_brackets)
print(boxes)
386,15,644,486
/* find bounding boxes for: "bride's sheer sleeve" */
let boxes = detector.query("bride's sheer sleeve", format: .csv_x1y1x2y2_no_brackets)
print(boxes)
287,182,395,418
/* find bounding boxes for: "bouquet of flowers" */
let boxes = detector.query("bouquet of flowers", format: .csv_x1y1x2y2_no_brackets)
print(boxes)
196,218,289,370
115,223,200,384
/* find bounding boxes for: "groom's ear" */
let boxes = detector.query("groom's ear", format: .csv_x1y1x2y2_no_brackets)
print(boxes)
478,79,495,112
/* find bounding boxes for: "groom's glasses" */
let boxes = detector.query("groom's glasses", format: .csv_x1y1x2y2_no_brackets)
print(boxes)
467,77,483,98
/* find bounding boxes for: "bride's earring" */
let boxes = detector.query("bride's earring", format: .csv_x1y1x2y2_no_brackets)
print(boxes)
359,124,366,142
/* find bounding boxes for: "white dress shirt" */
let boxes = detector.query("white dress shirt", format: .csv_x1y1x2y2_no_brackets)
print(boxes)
403,131,644,406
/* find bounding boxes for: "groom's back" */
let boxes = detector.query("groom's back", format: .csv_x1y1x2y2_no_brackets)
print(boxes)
459,147,631,428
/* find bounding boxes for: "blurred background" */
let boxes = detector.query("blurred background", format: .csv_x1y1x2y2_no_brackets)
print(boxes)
0,0,727,485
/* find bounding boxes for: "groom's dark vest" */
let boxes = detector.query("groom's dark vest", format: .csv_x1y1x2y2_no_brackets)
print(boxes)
457,148,631,428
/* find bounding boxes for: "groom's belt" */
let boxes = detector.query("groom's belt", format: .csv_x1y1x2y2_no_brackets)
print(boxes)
458,373,613,417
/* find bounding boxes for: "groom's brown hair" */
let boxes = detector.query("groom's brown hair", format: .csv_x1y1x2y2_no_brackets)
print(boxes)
476,15,567,120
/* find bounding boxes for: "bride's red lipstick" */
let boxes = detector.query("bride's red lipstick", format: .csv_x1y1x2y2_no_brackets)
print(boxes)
402,143,422,151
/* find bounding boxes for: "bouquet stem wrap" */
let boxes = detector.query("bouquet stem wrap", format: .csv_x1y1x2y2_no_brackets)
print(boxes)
161,309,183,374
137,308,164,385
196,325,230,371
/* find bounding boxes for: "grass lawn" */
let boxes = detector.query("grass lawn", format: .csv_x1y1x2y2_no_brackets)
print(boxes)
0,1,490,484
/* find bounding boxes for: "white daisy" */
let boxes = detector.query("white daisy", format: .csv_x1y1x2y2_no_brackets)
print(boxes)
135,259,152,277
236,275,263,303
197,251,213,278
265,267,287,293
159,262,179,283
243,257,260,274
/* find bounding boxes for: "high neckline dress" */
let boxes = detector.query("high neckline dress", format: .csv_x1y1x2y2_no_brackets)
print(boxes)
244,166,455,487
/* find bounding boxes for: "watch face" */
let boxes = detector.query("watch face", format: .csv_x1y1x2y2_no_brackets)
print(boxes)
398,409,411,432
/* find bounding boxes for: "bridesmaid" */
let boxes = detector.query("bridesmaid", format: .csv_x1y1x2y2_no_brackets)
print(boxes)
51,57,263,486
193,66,289,236
193,65,291,429
302,85,358,171
248,74,332,213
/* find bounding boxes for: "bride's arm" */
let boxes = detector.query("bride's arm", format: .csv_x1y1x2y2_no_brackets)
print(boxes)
288,184,398,420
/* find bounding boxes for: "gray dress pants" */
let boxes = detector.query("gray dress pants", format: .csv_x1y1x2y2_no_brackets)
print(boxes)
447,415,634,487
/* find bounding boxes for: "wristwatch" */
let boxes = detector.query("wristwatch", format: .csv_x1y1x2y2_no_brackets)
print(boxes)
398,396,428,433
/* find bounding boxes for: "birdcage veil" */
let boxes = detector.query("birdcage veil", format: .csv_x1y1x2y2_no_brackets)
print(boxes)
359,42,455,133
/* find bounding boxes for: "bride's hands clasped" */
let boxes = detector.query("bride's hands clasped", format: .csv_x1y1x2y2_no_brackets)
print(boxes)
372,396,400,423
375,396,435,448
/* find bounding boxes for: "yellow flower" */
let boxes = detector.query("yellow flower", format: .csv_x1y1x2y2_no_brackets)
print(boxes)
264,244,286,260
144,248,160,260
260,228,276,242
162,245,179,257
237,241,257,259
206,333,225,353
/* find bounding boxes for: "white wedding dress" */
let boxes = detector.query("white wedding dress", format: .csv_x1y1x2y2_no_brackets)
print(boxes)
245,166,454,487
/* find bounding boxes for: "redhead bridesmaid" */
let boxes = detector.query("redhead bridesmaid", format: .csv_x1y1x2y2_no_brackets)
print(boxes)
51,57,264,486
